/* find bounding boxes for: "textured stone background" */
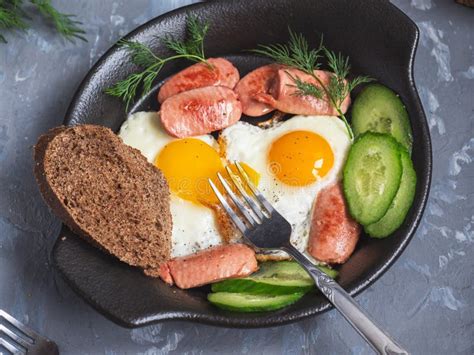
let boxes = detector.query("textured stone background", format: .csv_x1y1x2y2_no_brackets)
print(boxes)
0,0,472,354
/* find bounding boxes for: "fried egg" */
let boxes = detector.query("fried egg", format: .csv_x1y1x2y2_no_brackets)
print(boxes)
120,112,350,260
220,115,351,258
119,112,224,257
119,111,259,257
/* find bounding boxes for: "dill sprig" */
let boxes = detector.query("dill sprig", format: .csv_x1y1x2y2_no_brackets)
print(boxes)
252,29,323,74
0,1,28,43
31,0,86,42
0,0,86,43
119,39,160,67
253,30,373,140
105,15,210,110
162,15,209,60
285,70,324,99
324,47,373,107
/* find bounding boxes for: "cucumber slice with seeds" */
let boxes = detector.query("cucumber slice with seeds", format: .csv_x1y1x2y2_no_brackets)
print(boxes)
352,84,413,153
208,292,304,312
343,132,403,225
365,148,417,238
211,261,338,295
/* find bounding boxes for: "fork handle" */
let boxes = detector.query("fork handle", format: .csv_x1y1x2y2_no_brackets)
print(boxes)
283,244,408,355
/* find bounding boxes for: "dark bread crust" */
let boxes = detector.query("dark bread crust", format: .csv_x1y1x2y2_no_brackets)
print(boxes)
34,124,172,277
456,0,474,7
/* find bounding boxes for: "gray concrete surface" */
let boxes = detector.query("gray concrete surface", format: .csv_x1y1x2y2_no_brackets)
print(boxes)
0,0,472,354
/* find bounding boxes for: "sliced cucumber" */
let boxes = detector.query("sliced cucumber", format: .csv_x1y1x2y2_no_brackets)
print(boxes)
343,132,403,225
352,84,413,153
211,279,312,295
208,292,304,312
365,148,417,238
211,261,338,295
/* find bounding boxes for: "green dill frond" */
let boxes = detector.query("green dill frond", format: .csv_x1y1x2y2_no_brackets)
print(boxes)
285,70,324,99
118,39,160,67
106,15,210,109
252,28,322,74
186,15,208,58
324,47,374,105
252,43,292,66
324,47,350,80
0,3,28,29
31,0,86,42
287,29,322,73
0,0,30,43
347,75,374,93
163,15,209,60
162,36,186,56
0,0,86,43
327,74,347,106
252,29,376,140
105,72,144,110
142,63,163,95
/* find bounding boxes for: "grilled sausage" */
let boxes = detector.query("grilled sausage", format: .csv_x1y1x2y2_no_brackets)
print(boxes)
307,183,360,264
234,64,283,117
158,58,240,103
160,86,242,138
257,68,351,116
159,244,258,289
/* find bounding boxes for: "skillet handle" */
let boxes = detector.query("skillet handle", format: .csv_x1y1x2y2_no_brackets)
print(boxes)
283,244,409,355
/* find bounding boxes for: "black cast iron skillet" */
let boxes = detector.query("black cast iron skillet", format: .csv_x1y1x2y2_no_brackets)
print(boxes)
53,0,431,328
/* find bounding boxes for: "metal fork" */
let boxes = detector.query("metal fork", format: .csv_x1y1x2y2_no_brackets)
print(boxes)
0,310,58,355
209,162,408,355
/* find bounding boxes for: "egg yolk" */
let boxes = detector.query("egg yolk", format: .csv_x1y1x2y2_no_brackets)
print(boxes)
156,138,259,205
268,131,334,186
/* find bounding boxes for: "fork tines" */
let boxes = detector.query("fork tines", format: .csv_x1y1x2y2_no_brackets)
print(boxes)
0,309,58,355
209,161,274,234
0,310,34,354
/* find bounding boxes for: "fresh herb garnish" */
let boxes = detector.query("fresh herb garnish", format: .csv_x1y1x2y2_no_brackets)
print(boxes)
0,1,28,44
253,29,373,140
0,0,86,44
324,48,373,109
162,15,209,60
285,71,324,100
252,30,323,74
105,16,209,110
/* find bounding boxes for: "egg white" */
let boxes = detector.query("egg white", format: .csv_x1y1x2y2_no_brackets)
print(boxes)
119,111,223,257
220,115,351,257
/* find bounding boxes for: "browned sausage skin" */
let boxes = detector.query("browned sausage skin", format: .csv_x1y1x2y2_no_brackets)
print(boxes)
234,66,350,117
308,183,360,264
257,68,351,116
234,64,284,117
158,58,240,103
159,244,258,289
160,86,242,138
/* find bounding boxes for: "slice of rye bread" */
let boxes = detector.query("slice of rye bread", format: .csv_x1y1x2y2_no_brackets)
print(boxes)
34,124,172,277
